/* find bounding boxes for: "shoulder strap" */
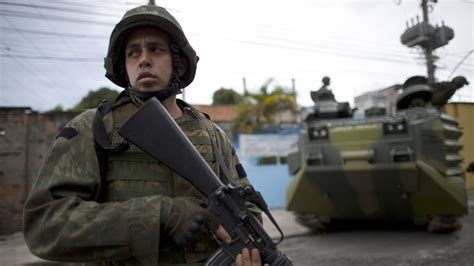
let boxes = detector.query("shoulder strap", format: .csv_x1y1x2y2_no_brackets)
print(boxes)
92,101,114,202
93,91,131,153
92,93,131,200
177,99,234,185
93,101,115,149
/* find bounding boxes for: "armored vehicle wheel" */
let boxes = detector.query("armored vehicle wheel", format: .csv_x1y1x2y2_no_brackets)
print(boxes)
295,213,327,233
427,216,462,233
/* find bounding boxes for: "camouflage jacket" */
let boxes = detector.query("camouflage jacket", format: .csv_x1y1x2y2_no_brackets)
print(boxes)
23,95,258,265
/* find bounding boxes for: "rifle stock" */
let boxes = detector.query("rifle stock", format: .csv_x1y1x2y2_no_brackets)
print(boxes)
118,98,292,265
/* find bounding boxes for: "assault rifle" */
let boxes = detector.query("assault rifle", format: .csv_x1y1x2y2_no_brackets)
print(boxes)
118,98,292,265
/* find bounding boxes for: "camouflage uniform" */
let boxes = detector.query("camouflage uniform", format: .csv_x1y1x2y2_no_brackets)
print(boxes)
23,92,258,265
24,4,263,263
431,76,469,108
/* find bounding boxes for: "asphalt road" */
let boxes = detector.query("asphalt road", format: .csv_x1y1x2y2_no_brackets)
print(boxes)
277,207,474,266
1,198,473,266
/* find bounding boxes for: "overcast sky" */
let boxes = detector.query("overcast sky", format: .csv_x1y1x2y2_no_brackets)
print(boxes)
0,0,473,111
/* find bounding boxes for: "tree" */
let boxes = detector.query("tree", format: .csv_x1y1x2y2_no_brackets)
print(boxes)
71,87,119,112
47,105,65,113
212,87,243,105
231,79,297,133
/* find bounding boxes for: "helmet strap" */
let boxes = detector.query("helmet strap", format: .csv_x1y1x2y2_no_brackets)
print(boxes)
169,42,184,95
126,43,184,102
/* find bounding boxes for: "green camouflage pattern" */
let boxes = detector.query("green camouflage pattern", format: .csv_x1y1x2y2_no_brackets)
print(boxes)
286,81,468,231
23,95,256,265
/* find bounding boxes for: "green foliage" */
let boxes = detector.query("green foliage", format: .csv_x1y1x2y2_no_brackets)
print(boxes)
231,100,260,134
47,105,64,113
231,79,298,134
212,87,243,105
71,87,119,112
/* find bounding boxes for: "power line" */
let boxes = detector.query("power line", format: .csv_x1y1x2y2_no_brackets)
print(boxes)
2,0,471,108
1,13,89,105
0,25,413,64
0,26,107,39
448,50,474,79
3,0,410,54
34,0,137,11
0,10,116,25
212,34,417,66
29,0,98,90
0,2,120,17
0,2,425,63
0,53,100,61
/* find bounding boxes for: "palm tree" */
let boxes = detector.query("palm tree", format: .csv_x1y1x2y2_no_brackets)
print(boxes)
231,79,297,133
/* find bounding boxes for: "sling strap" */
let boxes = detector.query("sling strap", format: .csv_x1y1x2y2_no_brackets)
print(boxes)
92,92,131,200
176,99,234,186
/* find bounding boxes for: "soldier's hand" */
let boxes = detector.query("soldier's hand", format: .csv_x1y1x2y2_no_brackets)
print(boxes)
161,197,220,247
214,225,232,244
236,248,269,266
214,227,270,265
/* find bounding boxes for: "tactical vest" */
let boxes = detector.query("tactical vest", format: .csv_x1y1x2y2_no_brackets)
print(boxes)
94,96,222,265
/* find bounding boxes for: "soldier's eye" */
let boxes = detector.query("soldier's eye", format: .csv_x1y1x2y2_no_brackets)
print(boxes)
150,46,166,53
126,49,139,58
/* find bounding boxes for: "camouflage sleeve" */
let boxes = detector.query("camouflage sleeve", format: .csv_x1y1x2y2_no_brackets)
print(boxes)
212,123,263,222
23,109,162,264
431,82,457,107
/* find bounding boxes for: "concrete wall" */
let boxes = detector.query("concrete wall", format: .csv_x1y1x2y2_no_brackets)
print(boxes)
446,103,474,189
0,108,77,235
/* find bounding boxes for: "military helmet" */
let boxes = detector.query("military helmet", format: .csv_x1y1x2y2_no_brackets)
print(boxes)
104,5,198,88
402,75,428,88
396,76,432,110
322,76,330,86
396,84,433,110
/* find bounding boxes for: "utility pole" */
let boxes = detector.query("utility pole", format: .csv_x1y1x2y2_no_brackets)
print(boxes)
421,0,435,84
291,77,298,122
242,77,247,93
291,77,296,93
148,0,155,5
400,0,454,85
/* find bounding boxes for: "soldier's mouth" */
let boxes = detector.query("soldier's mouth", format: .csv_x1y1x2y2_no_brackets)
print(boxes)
137,72,156,81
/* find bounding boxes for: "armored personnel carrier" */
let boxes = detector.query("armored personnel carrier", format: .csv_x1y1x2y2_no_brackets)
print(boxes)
286,0,470,233
286,75,469,232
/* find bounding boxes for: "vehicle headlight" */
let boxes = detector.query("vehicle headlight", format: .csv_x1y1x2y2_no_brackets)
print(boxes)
383,120,407,135
309,126,329,140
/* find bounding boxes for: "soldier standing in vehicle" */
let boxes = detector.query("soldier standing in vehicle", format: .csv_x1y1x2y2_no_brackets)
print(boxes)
23,5,266,266
311,76,336,102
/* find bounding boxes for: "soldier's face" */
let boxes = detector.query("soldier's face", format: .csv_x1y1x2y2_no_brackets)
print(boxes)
125,27,172,92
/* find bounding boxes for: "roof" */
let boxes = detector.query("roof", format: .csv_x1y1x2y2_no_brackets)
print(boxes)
192,104,236,123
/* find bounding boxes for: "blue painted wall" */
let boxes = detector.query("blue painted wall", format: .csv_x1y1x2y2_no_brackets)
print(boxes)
238,154,293,209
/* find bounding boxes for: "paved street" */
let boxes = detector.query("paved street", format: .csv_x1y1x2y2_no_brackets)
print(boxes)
1,190,473,266
277,207,474,266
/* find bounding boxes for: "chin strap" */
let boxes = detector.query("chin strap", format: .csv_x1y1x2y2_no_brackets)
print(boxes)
128,86,178,101
127,42,184,102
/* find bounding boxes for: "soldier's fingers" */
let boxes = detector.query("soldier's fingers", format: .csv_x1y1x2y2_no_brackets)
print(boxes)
242,248,251,265
250,248,261,265
236,254,243,266
214,225,231,244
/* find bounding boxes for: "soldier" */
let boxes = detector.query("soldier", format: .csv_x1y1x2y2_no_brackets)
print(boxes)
396,75,469,110
23,5,266,266
431,76,469,108
310,76,336,102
